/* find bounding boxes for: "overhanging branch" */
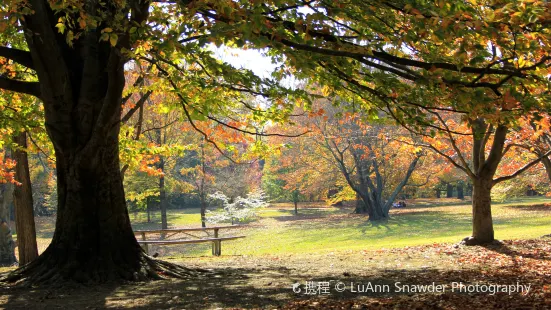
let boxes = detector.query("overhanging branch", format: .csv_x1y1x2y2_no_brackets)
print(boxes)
0,76,41,98
0,46,35,70
493,149,551,185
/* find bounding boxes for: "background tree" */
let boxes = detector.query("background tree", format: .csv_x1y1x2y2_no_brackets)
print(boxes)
12,131,38,265
399,113,551,245
311,107,422,220
0,149,16,266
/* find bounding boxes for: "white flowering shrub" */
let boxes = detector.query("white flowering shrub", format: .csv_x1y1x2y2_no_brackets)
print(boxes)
206,190,268,224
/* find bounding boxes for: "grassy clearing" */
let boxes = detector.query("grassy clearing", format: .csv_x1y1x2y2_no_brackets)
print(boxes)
123,197,551,259
8,197,551,260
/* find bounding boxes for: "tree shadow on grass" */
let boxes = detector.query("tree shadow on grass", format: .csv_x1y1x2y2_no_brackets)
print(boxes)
482,241,551,262
504,204,551,212
272,208,348,222
356,211,471,236
360,220,393,233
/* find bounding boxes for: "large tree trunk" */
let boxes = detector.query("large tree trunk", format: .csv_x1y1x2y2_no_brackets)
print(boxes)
357,192,386,221
354,193,368,214
466,179,494,244
5,2,192,284
9,124,150,283
541,156,551,183
7,123,190,284
12,131,39,265
0,182,16,267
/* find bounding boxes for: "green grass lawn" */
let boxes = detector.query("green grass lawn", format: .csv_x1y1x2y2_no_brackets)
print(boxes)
19,196,551,261
122,197,551,258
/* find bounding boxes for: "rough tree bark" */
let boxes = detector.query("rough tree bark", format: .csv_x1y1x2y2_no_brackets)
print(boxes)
12,131,38,265
3,0,193,284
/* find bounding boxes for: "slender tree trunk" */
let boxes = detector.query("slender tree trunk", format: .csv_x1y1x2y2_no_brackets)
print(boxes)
457,183,464,200
446,183,453,198
200,194,206,228
294,201,298,215
12,131,38,265
0,182,16,267
436,189,441,198
199,140,206,228
146,197,151,223
380,155,420,213
159,157,167,232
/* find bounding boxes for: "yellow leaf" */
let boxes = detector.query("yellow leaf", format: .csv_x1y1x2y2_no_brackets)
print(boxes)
109,34,118,46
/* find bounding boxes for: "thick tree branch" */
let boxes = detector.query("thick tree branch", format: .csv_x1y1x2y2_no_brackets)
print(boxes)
493,149,551,185
0,76,41,98
121,90,153,123
0,46,35,69
481,124,508,177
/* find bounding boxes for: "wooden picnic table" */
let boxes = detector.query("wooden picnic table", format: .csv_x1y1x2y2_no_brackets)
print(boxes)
134,225,246,256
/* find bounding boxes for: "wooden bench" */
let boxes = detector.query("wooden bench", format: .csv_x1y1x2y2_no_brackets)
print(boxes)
134,225,245,256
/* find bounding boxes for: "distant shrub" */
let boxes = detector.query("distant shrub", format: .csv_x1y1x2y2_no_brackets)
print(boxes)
206,190,268,224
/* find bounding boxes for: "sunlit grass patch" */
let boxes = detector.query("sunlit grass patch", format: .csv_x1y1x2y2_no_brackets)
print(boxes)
12,197,551,261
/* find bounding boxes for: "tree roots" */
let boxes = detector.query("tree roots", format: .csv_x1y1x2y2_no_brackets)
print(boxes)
0,250,207,287
460,236,501,246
